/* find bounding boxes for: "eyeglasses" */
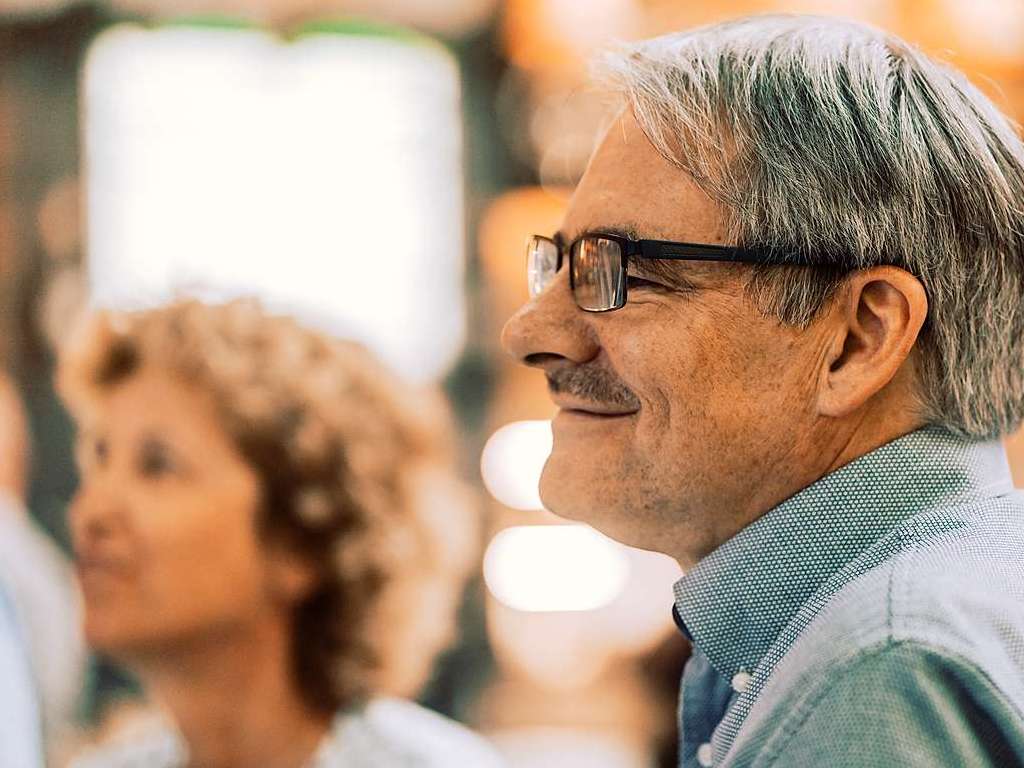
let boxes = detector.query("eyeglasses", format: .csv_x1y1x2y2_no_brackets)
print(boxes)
527,231,797,312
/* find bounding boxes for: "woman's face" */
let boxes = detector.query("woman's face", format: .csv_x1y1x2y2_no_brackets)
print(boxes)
69,365,281,660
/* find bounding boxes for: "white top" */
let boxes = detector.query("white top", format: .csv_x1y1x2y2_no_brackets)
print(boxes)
0,587,42,768
70,698,505,768
0,493,85,766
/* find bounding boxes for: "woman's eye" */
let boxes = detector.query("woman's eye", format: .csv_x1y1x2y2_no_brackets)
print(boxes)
75,437,107,474
138,442,175,478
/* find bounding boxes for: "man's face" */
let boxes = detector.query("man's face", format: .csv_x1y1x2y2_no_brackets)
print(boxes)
501,112,831,564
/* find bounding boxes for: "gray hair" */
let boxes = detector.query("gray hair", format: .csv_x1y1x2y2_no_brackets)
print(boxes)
597,14,1024,439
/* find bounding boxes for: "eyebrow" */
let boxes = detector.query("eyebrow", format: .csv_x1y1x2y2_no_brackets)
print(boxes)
554,223,643,244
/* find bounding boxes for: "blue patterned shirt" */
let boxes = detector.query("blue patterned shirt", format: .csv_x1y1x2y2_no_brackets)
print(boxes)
672,426,1024,767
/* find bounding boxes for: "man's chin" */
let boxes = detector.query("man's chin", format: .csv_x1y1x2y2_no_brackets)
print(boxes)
539,479,658,551
539,495,587,524
537,467,587,522
541,477,614,528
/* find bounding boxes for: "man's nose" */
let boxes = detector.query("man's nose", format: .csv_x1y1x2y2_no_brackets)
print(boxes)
500,269,599,369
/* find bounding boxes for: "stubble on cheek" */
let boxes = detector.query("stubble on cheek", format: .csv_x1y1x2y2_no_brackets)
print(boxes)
595,292,765,528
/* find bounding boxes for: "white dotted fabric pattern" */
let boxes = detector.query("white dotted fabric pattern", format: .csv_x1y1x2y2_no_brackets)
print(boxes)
672,426,1024,766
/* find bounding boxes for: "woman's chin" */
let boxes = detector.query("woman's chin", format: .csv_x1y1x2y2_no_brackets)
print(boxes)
83,615,143,658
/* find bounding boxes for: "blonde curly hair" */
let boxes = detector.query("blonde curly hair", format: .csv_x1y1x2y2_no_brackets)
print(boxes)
58,298,478,713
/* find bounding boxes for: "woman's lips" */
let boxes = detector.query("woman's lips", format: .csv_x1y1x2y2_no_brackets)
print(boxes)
74,552,132,586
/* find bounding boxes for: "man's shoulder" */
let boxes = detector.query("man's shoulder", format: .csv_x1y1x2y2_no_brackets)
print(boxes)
730,638,1024,767
888,493,1024,636
832,491,1019,621
729,496,1024,767
878,491,1024,658
761,491,1024,711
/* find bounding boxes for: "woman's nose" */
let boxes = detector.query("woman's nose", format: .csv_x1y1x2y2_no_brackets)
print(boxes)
68,479,122,547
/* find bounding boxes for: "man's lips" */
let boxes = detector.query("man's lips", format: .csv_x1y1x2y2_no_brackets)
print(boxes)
552,397,638,418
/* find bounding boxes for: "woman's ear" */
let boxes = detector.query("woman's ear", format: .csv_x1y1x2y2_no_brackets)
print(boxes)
817,266,928,418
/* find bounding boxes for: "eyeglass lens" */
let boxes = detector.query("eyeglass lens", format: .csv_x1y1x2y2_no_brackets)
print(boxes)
527,236,560,299
571,237,625,311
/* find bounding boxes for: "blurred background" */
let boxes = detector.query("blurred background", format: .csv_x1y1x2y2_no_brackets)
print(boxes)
0,0,1022,766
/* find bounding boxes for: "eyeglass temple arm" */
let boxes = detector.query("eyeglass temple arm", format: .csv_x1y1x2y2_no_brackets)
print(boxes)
637,239,788,264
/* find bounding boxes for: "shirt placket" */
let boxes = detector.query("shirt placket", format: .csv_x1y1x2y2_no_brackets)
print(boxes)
679,647,738,768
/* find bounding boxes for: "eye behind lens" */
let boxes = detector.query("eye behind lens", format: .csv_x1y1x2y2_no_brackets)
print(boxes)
571,236,625,311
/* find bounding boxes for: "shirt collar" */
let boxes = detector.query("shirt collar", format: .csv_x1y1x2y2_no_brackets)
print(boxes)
672,425,1014,682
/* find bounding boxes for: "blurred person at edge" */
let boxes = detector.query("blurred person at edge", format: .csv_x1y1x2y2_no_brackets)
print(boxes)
59,299,502,768
503,15,1024,768
0,373,85,768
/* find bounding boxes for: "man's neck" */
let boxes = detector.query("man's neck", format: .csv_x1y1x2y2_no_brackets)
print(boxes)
133,616,331,768
817,403,927,479
673,406,928,571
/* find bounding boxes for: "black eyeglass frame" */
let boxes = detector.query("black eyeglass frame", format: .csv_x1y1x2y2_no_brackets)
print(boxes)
532,231,799,312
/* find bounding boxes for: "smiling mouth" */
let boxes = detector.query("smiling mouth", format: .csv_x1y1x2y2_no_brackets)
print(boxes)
557,408,637,420
75,552,132,581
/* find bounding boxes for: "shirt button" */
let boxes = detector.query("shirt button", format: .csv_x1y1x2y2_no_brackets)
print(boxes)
697,742,714,767
731,670,752,693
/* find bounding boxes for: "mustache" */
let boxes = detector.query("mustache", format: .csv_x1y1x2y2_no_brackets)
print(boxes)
546,364,641,411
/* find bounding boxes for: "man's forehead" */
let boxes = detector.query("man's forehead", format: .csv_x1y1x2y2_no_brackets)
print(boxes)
560,111,728,246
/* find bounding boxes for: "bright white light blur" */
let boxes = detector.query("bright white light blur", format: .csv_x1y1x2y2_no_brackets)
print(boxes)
83,24,465,383
481,420,552,510
484,525,629,612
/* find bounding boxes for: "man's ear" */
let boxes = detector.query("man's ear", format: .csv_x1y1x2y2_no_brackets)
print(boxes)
818,266,928,418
